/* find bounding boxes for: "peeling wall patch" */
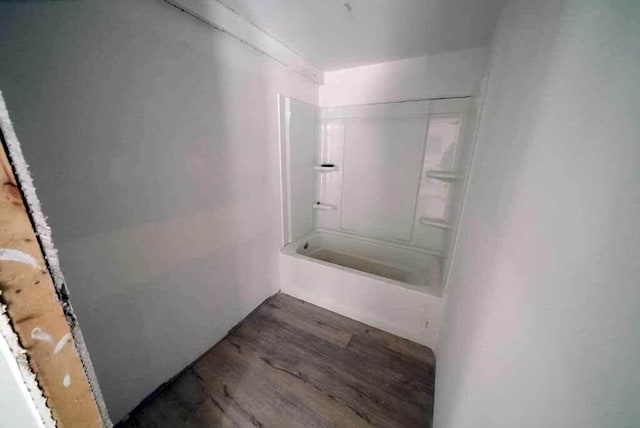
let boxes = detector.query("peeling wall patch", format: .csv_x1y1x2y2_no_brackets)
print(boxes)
53,333,72,355
0,248,39,268
30,327,53,344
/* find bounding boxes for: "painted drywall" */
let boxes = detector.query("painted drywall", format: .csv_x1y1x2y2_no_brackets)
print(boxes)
435,1,640,428
319,48,489,107
165,0,323,83
220,0,505,70
0,0,317,422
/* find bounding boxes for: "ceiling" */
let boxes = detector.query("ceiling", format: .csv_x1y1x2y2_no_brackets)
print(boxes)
218,0,506,71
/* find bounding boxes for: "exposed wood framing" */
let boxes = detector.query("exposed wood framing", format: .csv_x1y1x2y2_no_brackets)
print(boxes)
0,92,111,427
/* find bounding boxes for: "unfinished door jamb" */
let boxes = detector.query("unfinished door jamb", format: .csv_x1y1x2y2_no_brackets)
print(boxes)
0,91,111,427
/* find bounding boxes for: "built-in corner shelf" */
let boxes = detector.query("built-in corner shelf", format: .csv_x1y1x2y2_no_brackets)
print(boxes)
313,165,339,172
426,170,462,182
419,217,450,230
313,202,337,211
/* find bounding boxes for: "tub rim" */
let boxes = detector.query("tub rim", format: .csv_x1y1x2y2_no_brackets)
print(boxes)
281,229,444,298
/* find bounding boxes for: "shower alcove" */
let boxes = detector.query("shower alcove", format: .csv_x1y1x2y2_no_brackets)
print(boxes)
278,95,478,347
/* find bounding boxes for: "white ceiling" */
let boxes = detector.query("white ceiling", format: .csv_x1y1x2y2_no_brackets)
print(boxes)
218,0,506,71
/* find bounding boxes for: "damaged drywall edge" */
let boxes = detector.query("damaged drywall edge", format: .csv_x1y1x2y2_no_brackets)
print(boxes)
0,303,56,428
67,326,112,426
0,91,113,427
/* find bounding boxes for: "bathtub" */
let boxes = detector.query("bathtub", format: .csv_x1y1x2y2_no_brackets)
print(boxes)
280,230,446,348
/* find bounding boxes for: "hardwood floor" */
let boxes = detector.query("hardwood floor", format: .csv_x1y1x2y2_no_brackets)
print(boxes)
118,293,435,427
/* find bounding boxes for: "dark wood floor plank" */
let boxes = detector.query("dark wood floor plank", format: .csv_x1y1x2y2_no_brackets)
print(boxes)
117,293,435,428
266,294,371,336
385,335,436,365
234,313,430,427
246,310,429,407
260,302,353,348
218,339,373,427
228,330,423,428
270,295,434,366
344,334,434,408
194,342,323,427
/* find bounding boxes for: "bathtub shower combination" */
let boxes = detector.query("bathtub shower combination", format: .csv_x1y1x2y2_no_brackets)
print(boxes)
279,96,478,348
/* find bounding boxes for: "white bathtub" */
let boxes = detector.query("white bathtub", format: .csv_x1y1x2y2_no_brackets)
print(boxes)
280,230,446,348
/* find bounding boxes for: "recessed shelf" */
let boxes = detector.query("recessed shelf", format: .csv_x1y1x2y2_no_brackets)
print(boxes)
426,170,462,182
313,203,337,211
419,217,450,229
313,165,339,172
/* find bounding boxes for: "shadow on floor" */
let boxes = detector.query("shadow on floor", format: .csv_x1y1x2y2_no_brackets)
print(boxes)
117,293,435,427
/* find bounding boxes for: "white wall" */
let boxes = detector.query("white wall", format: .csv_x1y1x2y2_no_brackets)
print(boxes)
319,47,489,107
0,1,317,422
435,1,640,427
281,97,316,243
0,334,43,428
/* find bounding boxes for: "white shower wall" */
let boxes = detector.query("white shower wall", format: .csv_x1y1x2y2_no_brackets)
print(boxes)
315,98,473,257
279,96,317,243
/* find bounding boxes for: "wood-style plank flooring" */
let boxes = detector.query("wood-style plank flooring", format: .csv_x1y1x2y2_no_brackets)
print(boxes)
118,293,435,427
